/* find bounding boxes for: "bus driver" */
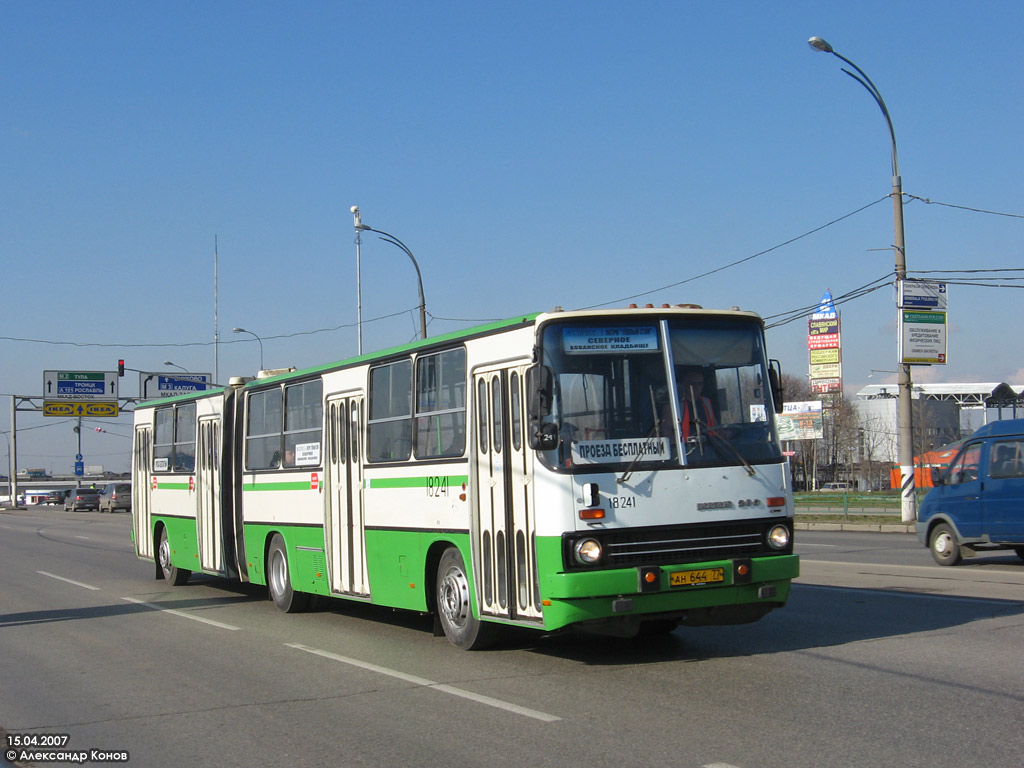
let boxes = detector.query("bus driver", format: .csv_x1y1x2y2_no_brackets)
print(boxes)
677,366,715,448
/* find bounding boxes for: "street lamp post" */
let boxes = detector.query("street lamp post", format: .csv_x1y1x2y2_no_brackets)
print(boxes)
163,361,188,372
810,35,916,523
351,206,364,355
232,327,265,371
351,207,427,342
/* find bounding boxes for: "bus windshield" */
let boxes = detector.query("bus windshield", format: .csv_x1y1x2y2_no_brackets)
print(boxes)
536,316,782,472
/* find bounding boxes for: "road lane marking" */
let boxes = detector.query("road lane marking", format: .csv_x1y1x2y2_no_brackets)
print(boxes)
800,558,1024,582
286,642,562,722
38,571,100,590
795,583,1020,606
121,596,241,630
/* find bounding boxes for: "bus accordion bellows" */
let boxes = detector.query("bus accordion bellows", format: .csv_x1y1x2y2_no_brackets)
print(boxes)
131,305,799,649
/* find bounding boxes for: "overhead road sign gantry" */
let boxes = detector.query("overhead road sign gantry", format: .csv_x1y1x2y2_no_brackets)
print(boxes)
43,370,119,401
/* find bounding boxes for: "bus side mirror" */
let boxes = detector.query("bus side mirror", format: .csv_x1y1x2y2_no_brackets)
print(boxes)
768,360,784,414
930,467,945,486
526,365,557,450
529,422,559,451
526,365,553,418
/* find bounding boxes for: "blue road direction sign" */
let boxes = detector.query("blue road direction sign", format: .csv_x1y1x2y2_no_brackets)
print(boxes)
75,461,84,476
43,370,119,400
899,279,948,310
139,372,213,399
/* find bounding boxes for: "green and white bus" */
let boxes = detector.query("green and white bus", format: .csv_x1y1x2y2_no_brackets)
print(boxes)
131,305,798,649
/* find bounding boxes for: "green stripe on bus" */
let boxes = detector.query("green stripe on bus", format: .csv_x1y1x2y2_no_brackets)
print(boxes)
155,482,190,490
365,475,469,489
243,481,314,491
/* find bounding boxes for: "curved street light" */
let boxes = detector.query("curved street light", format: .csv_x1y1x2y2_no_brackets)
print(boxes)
809,35,916,523
232,327,265,371
163,361,188,372
351,207,427,344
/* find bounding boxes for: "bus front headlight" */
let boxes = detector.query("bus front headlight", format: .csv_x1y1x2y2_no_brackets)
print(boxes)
573,538,603,565
767,524,791,550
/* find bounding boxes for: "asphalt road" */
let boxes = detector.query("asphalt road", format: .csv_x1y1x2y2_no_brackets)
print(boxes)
2,508,1022,768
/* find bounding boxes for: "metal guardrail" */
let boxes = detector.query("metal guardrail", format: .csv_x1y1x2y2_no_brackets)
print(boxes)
793,493,919,519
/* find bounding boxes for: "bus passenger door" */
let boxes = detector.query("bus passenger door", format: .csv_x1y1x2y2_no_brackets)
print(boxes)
474,366,542,624
133,425,153,559
195,416,224,574
325,394,369,597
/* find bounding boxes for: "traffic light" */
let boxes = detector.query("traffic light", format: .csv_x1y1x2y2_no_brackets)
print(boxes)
118,359,125,377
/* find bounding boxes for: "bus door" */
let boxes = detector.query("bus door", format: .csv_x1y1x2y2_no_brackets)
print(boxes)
473,365,543,624
195,416,224,574
325,394,369,597
133,425,153,559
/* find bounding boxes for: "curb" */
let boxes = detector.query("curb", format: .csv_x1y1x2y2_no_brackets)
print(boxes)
795,521,915,534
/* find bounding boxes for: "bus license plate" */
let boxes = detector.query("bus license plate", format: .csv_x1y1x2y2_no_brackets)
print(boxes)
669,567,725,587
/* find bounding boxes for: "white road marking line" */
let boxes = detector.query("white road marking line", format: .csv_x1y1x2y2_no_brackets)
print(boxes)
796,583,1019,606
38,570,100,591
286,642,562,722
75,536,90,540
121,596,241,630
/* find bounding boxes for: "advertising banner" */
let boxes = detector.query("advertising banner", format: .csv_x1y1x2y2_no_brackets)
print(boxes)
808,290,842,392
777,401,824,441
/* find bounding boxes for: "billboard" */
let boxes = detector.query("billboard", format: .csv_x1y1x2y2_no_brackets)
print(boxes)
808,290,842,394
778,401,824,440
898,280,948,365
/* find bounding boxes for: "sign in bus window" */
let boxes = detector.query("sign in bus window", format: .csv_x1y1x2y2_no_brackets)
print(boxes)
562,326,659,354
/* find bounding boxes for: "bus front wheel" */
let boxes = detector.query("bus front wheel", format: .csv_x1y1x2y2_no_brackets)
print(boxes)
157,527,191,585
436,547,496,650
267,534,309,613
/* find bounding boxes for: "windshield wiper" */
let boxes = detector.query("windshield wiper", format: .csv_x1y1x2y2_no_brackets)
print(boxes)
688,412,756,476
618,386,662,485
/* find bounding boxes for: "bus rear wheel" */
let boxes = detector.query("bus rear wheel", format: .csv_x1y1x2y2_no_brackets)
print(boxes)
268,534,309,613
436,547,496,650
157,527,191,585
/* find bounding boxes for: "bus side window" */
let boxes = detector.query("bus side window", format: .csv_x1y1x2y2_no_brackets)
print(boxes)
246,388,283,470
415,348,467,459
368,360,412,461
283,380,322,468
174,403,196,471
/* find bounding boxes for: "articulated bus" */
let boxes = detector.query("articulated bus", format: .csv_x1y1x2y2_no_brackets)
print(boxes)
131,305,798,649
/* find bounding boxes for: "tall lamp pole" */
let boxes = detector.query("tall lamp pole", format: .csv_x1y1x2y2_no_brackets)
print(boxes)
809,36,916,523
351,209,427,341
232,327,265,371
351,206,364,355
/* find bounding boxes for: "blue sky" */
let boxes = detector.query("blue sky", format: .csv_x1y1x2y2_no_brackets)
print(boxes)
3,1,1022,474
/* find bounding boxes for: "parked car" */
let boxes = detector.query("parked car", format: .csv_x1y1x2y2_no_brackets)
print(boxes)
916,418,1024,565
819,482,854,492
45,490,68,505
64,488,101,512
98,483,132,513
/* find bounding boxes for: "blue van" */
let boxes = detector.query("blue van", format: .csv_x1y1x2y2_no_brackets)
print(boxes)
916,419,1024,565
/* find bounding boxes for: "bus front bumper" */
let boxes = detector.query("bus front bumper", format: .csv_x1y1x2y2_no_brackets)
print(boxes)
537,554,799,634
